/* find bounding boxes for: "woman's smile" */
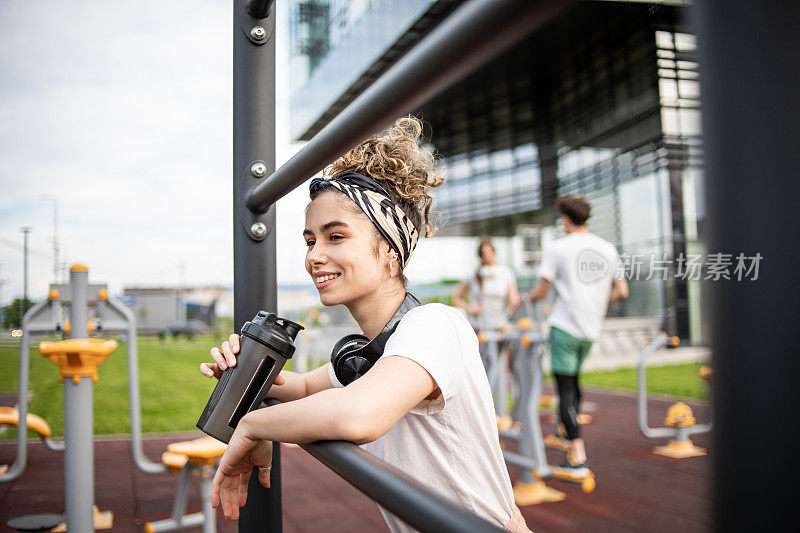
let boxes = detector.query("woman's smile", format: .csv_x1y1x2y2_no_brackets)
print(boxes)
313,271,341,289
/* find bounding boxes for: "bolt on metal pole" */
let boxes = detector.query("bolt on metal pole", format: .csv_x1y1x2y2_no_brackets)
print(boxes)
232,0,280,531
64,265,94,532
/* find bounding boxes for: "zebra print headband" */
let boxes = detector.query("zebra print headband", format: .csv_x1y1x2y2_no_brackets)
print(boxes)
309,172,419,269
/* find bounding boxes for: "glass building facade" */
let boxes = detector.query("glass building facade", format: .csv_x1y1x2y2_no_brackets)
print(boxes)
290,0,453,139
288,1,705,342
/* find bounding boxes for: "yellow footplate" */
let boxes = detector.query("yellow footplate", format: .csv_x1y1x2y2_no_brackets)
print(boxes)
550,465,597,493
513,481,566,505
544,433,571,452
653,439,706,458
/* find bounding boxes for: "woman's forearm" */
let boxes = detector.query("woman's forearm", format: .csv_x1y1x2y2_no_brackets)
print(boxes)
266,370,307,402
240,387,365,444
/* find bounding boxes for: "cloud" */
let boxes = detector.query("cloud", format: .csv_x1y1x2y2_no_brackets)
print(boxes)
0,0,242,302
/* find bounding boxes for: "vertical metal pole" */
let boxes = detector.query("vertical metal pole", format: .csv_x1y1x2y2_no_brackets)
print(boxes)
695,1,800,530
515,339,535,484
528,341,550,478
233,1,280,531
64,265,94,532
20,227,31,318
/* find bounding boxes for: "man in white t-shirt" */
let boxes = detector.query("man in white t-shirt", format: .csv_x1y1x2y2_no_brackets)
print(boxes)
529,196,628,471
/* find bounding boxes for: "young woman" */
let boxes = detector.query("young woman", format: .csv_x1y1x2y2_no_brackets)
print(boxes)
453,238,522,426
453,237,522,332
200,117,531,532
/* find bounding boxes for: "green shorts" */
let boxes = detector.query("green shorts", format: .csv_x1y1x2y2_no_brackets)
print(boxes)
549,327,593,376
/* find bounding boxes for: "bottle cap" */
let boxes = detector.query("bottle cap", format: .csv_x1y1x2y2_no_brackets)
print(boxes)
240,311,304,358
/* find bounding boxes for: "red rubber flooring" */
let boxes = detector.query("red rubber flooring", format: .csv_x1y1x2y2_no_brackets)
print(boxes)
0,386,711,532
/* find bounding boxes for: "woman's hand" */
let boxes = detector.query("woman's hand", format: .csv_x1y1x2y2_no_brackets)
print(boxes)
468,303,483,316
200,333,286,386
212,422,273,521
200,333,241,379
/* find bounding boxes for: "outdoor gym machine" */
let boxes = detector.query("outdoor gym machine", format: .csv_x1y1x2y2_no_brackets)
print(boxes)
478,308,596,506
637,334,713,458
3,264,224,533
487,305,595,506
3,264,116,532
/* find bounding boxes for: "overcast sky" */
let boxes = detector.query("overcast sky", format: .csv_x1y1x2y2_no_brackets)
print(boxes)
0,0,318,304
0,1,487,309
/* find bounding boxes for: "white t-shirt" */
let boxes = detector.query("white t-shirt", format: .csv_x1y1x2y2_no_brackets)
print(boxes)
327,303,516,532
538,232,623,341
467,264,517,330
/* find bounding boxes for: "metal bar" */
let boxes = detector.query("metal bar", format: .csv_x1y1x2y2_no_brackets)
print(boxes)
527,341,551,479
301,440,505,533
232,0,279,530
246,0,274,19
64,267,93,533
104,298,167,474
0,301,49,483
695,2,800,529
149,513,205,532
637,336,674,438
502,450,537,471
245,0,571,213
200,467,216,533
170,466,191,522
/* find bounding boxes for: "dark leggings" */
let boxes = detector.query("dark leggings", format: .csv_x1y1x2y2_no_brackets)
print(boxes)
554,372,581,440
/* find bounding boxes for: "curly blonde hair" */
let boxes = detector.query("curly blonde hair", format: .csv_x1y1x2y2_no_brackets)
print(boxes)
324,116,445,238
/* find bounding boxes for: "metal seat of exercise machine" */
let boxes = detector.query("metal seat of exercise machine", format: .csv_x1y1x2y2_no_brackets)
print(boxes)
38,338,117,383
0,407,52,438
162,436,227,472
148,437,225,533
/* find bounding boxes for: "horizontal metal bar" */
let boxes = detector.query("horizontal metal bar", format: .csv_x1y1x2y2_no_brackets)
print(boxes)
497,428,521,440
300,439,505,533
502,449,537,471
246,0,571,213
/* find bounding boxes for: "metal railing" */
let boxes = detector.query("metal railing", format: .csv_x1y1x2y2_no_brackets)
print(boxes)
263,401,504,533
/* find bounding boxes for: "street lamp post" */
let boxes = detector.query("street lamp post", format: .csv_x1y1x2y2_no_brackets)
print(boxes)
39,194,60,282
20,227,32,323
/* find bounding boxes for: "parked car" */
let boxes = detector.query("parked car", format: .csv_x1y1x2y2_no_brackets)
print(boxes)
160,320,208,340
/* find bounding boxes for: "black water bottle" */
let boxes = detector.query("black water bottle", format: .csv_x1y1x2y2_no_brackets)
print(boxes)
197,311,303,443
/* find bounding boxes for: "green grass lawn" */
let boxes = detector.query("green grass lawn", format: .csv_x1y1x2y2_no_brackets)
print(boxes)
1,333,708,438
578,361,710,401
1,334,225,438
